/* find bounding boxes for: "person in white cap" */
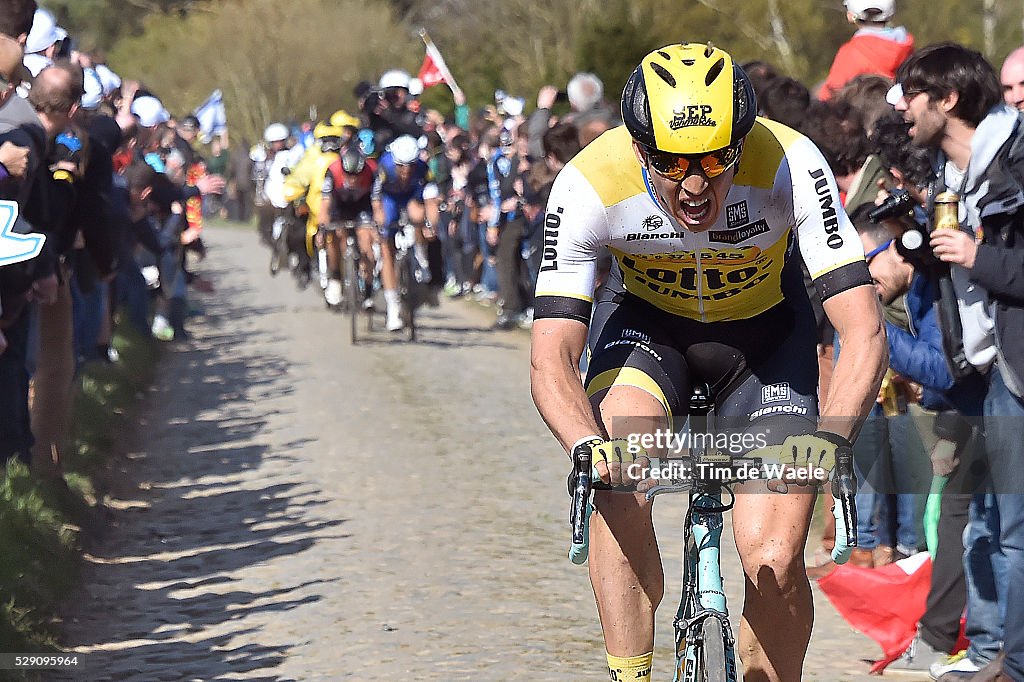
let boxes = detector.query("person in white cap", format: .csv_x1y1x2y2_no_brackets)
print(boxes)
23,8,63,77
369,68,423,149
818,0,914,101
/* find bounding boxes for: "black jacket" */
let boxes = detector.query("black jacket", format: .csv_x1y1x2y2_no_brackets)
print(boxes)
962,110,1024,397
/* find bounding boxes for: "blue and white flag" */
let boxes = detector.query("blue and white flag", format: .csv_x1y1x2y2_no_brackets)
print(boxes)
193,89,227,140
0,201,45,267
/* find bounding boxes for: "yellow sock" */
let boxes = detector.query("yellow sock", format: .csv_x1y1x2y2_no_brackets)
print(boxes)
606,651,653,681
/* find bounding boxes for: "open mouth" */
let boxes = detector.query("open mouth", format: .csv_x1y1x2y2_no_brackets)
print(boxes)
679,195,712,224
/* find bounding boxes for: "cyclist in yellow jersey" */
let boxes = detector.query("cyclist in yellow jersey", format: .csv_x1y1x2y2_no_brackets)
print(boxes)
282,121,345,256
530,43,887,681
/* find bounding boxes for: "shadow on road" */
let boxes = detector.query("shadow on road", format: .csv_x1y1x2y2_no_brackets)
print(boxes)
57,271,345,682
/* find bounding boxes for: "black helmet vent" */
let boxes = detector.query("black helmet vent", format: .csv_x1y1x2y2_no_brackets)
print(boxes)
648,62,676,87
623,70,650,131
734,73,750,122
706,58,725,86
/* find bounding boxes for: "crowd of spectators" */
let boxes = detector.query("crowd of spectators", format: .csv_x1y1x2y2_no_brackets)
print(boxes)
0,1,225,480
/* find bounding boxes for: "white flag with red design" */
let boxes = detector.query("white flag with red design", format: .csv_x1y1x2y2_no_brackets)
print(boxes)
417,29,462,99
417,52,445,88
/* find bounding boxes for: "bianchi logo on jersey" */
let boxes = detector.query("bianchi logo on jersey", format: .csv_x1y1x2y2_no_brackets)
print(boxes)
625,231,688,241
642,215,664,231
669,105,716,129
726,201,749,228
761,383,791,403
708,219,769,245
749,404,808,421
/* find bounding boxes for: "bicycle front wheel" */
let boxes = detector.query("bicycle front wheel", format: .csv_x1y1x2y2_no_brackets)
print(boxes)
699,617,728,682
345,246,358,345
403,255,416,342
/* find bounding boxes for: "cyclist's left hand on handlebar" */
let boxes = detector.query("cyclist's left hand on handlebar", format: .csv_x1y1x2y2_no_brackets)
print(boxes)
764,431,852,493
582,438,652,490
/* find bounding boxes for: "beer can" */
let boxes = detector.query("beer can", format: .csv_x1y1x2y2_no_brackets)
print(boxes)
934,191,961,230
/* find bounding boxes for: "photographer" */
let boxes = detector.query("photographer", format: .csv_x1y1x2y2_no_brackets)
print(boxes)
892,43,1024,681
363,70,423,152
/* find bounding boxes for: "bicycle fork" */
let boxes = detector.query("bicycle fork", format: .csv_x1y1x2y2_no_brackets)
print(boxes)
676,491,739,682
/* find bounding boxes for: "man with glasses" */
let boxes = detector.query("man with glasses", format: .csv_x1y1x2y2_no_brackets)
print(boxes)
891,43,1024,682
530,42,887,681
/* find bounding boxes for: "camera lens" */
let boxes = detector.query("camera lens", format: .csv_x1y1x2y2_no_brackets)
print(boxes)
902,230,924,250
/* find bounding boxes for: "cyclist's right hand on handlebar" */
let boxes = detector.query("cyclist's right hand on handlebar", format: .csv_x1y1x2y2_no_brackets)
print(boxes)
762,431,852,493
577,437,651,489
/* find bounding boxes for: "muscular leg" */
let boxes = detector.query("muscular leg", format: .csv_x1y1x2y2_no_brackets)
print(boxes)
380,237,397,291
732,481,817,682
326,230,342,277
357,227,376,281
588,385,667,657
407,198,426,235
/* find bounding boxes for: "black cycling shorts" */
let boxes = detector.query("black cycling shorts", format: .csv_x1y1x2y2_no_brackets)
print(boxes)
584,262,819,446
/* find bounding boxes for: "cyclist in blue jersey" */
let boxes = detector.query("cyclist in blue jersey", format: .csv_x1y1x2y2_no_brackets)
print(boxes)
371,135,441,331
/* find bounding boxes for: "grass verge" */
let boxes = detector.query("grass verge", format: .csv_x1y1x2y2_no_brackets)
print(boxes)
0,324,158,679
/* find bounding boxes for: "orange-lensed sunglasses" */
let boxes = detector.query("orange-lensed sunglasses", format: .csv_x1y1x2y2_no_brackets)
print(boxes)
643,142,743,180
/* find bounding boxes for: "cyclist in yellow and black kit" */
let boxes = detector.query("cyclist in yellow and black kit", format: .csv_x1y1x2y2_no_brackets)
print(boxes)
530,43,887,681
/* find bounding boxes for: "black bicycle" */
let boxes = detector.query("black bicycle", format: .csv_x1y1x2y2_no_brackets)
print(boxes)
392,212,418,342
339,220,376,344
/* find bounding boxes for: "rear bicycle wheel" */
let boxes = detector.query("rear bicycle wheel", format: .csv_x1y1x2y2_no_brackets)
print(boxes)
699,617,728,682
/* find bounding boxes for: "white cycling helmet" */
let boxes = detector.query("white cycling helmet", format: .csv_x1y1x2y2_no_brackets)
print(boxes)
379,69,411,90
389,135,420,165
263,123,289,143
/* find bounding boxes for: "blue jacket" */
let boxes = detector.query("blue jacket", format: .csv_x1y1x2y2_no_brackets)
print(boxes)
888,274,951,410
888,273,985,421
838,272,984,426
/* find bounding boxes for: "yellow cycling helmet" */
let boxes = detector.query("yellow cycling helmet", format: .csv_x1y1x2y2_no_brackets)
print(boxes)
330,109,361,130
314,121,343,139
621,43,757,154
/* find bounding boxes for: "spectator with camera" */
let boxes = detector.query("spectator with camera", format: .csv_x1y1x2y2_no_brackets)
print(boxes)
892,42,1024,681
855,118,990,674
526,72,617,158
364,69,424,152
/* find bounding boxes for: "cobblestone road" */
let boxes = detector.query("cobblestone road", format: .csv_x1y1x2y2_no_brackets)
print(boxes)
58,224,917,681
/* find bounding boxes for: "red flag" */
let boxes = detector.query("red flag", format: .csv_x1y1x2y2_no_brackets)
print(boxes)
417,53,445,89
817,552,932,673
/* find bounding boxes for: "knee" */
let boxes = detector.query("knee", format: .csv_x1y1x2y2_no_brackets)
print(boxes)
743,544,807,598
